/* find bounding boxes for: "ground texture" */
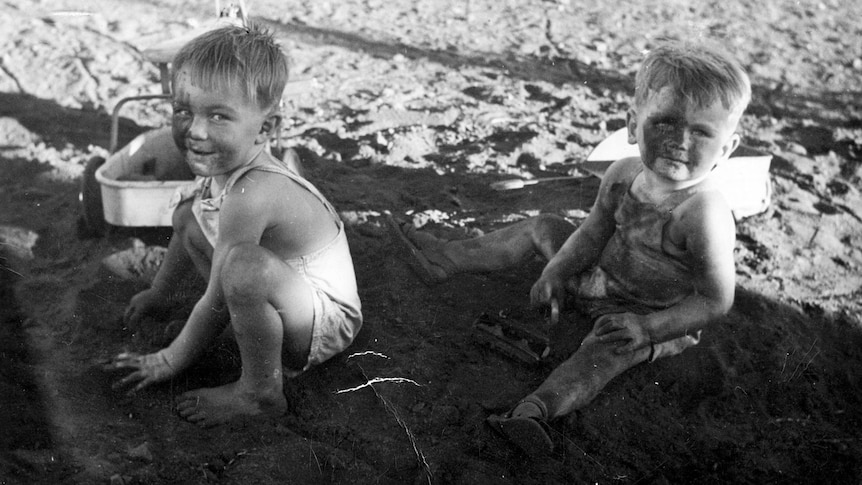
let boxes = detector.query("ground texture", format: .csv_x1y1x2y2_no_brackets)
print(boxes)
1,0,862,483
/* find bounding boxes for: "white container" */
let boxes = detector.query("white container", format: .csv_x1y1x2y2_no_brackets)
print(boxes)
95,126,193,227
584,128,773,220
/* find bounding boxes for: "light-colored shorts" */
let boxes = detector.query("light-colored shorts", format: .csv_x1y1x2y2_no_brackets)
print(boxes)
300,286,362,374
283,225,363,377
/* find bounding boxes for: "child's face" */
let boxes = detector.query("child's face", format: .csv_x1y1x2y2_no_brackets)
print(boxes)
627,86,740,185
171,69,270,178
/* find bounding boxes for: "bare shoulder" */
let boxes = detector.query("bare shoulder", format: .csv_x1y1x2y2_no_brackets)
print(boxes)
601,156,642,184
673,190,736,240
231,168,329,222
680,189,732,220
222,168,338,255
593,156,641,210
228,168,290,205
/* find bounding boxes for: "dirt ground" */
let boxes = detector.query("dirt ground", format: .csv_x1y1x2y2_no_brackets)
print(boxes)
2,0,862,483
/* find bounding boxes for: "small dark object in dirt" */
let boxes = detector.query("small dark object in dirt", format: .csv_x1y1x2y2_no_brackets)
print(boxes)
473,312,550,365
78,156,108,239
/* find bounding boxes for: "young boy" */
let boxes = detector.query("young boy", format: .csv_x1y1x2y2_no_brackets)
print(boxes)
389,39,749,456
111,24,362,427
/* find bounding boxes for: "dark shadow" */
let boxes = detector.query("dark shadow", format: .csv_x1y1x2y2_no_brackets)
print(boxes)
0,92,149,151
291,144,601,225
748,85,862,129
376,234,862,483
0,259,61,481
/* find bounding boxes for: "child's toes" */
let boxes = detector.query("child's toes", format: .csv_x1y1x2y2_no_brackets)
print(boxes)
176,394,200,413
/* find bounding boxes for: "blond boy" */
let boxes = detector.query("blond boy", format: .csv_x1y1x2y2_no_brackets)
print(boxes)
389,39,749,456
112,24,362,426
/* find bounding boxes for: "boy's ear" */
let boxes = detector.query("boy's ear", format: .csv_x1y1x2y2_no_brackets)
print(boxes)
255,112,282,144
719,133,741,161
626,109,638,145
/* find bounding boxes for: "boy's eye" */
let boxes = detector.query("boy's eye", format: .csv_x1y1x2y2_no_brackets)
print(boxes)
211,113,228,122
172,106,190,117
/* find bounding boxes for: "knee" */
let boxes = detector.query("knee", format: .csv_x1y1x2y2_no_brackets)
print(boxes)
531,214,575,251
532,213,573,235
220,243,273,302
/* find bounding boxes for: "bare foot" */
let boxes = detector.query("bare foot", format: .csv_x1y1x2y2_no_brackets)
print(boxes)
176,380,286,427
386,216,457,284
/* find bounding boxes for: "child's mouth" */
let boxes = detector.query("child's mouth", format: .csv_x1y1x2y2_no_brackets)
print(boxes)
660,155,687,164
188,146,213,157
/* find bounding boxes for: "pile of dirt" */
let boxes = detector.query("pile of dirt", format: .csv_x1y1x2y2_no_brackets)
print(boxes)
1,0,861,483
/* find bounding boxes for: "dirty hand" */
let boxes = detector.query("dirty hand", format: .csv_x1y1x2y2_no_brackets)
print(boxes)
124,287,170,328
530,273,566,325
108,350,177,394
593,313,652,355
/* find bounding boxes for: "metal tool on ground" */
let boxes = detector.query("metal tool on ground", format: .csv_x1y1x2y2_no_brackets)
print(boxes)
490,175,586,191
473,313,550,365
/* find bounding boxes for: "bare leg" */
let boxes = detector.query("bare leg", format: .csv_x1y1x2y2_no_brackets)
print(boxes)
176,243,314,426
394,214,575,280
527,330,651,420
488,327,651,456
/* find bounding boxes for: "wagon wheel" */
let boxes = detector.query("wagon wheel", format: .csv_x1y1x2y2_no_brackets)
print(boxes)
77,156,108,238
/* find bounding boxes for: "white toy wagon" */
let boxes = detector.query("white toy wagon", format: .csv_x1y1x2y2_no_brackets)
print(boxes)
78,1,243,237
78,126,193,237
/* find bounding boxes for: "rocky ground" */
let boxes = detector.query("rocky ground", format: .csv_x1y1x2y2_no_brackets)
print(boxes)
1,0,861,483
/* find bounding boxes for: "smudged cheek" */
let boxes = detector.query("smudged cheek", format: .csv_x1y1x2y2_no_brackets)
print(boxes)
185,152,224,177
171,120,190,151
642,129,690,168
645,128,679,155
639,130,665,166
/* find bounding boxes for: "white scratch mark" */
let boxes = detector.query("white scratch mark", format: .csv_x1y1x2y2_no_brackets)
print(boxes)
334,377,419,394
351,363,431,484
347,350,390,360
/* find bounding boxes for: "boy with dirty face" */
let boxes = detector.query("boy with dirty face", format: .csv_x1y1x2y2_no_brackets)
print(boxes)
111,24,362,427
389,39,750,456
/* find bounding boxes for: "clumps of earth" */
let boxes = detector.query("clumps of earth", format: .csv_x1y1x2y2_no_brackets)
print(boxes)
1,1,861,484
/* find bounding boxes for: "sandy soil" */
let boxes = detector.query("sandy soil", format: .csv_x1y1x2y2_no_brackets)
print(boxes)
1,0,861,483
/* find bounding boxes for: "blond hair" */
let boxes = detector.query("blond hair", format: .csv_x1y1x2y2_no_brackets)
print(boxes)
635,40,751,119
171,22,289,111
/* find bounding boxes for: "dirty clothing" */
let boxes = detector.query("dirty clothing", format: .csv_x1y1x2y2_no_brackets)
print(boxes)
171,155,363,373
536,166,710,419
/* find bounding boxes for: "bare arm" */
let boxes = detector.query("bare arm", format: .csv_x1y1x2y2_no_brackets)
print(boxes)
160,178,276,371
114,175,277,390
149,222,197,296
643,192,736,342
159,170,335,373
124,201,199,327
530,158,637,309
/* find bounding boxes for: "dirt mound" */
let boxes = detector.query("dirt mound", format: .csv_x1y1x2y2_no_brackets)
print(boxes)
1,1,861,483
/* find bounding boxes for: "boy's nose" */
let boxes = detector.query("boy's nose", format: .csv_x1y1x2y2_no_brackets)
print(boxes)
668,126,690,149
188,116,208,139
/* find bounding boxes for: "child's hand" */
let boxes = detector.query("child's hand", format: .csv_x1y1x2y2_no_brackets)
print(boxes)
108,350,177,394
530,274,567,323
593,313,652,355
124,288,170,328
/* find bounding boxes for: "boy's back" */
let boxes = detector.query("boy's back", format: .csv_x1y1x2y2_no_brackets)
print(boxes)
206,151,361,315
207,152,341,261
